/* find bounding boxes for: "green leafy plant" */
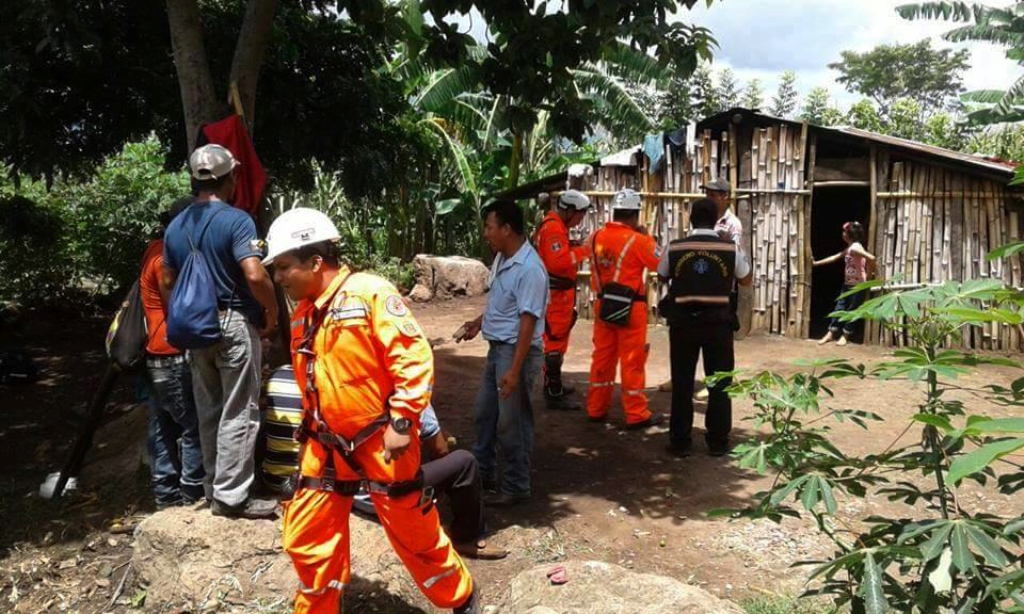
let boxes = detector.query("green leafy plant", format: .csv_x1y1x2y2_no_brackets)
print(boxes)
714,270,1024,612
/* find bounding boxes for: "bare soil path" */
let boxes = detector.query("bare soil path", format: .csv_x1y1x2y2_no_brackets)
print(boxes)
1,297,1020,612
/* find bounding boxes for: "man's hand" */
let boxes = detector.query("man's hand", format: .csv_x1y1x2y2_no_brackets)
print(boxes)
383,425,412,463
498,369,520,399
424,432,450,459
460,316,483,342
259,310,279,339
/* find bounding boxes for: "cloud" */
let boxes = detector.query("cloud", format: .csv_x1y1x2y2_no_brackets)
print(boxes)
685,0,1020,109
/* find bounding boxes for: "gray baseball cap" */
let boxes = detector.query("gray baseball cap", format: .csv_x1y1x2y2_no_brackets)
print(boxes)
189,144,240,180
702,177,731,193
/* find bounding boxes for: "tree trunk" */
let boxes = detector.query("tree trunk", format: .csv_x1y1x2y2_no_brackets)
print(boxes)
166,0,222,151
229,0,279,131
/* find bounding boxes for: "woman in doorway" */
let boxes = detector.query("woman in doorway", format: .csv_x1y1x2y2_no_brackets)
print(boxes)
813,221,876,346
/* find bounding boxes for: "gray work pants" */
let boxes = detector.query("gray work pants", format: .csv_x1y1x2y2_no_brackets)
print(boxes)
189,310,262,507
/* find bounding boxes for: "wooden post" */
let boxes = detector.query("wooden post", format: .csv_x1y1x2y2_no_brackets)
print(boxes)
803,133,817,340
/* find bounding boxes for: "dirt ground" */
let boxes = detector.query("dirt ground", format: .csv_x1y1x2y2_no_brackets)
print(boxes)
1,296,1021,612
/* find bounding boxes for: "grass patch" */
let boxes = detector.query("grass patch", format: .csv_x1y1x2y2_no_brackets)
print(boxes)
741,595,837,614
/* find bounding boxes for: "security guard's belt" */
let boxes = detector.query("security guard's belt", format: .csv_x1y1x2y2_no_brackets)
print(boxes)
548,275,576,291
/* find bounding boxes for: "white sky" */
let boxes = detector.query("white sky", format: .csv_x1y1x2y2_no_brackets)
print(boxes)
683,0,1020,109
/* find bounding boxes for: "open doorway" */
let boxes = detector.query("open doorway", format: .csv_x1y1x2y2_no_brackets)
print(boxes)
809,186,872,340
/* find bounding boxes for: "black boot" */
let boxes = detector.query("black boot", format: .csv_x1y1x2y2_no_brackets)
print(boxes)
544,352,580,411
453,587,479,614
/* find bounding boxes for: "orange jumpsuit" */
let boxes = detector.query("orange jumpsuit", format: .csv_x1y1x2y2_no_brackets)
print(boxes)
282,269,472,614
533,211,590,355
587,222,662,425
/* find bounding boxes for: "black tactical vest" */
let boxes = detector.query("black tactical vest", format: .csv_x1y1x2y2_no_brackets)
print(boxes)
660,234,736,325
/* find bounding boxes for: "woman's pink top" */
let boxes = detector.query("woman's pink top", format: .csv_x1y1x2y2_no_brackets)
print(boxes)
844,242,867,286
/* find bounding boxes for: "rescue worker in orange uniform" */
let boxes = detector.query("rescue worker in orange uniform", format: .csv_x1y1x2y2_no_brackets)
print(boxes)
532,189,592,410
264,208,476,614
587,189,667,429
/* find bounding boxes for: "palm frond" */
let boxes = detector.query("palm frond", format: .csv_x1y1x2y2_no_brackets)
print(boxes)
943,23,1022,45
420,118,477,203
599,42,674,88
962,89,1016,104
996,72,1024,116
896,2,975,22
572,65,655,137
414,65,483,113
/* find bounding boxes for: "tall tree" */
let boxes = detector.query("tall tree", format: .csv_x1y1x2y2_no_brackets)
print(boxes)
800,86,842,126
828,39,968,120
658,76,696,129
741,78,765,110
770,70,799,118
691,62,722,118
716,67,741,109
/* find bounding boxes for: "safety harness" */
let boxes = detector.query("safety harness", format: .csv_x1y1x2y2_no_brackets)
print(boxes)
293,274,429,503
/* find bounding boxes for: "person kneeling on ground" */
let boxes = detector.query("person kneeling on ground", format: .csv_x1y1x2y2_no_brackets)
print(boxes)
658,198,752,457
266,207,477,614
260,365,506,560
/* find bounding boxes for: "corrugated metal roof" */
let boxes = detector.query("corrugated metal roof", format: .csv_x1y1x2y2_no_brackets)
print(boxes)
826,126,1018,176
600,146,640,167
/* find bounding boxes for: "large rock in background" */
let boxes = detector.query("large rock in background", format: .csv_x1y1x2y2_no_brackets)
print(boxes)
132,507,429,611
409,255,490,302
498,561,743,614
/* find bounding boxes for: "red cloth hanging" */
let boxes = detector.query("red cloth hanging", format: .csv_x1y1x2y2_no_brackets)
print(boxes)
199,115,266,216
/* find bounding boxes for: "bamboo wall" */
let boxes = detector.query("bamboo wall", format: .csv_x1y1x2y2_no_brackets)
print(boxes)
563,120,1020,350
866,157,1022,350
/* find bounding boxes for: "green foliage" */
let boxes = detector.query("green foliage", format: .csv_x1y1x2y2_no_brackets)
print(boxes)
898,2,1024,119
716,273,1024,612
741,595,836,614
742,79,766,110
800,87,843,127
828,39,968,118
770,71,799,119
690,63,723,118
0,136,189,306
0,193,79,306
717,67,741,110
847,99,884,132
64,136,190,294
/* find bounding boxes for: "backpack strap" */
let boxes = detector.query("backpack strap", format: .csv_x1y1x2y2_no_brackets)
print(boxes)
186,205,228,252
590,229,603,294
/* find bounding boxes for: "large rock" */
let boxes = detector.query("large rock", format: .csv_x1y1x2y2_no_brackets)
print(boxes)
498,561,743,614
410,255,490,302
132,507,428,611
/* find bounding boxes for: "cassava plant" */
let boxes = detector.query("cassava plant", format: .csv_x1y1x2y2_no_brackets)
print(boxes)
713,249,1024,613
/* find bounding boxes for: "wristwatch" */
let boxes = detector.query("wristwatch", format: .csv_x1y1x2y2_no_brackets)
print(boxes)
391,416,412,435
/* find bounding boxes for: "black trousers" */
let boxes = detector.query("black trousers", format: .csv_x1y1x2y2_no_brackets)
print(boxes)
669,323,735,447
421,449,484,544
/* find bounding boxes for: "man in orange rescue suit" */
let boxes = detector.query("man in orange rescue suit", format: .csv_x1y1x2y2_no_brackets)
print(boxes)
533,189,592,410
264,208,476,614
587,188,667,429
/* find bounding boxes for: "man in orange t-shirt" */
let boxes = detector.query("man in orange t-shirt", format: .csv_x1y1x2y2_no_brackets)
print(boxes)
140,199,205,507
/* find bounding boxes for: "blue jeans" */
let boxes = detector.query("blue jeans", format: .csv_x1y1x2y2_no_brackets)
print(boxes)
473,342,542,496
147,355,205,506
829,285,866,337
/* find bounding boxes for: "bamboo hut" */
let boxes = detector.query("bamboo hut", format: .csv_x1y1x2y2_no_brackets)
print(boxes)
501,108,1024,350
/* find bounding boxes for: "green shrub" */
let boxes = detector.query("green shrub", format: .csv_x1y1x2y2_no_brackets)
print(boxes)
0,194,80,306
61,135,190,294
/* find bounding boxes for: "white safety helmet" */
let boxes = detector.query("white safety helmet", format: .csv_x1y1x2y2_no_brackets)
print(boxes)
612,188,642,211
263,207,341,264
558,189,591,212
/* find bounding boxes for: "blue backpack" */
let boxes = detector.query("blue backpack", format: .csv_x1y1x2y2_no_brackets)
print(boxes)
166,208,227,349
